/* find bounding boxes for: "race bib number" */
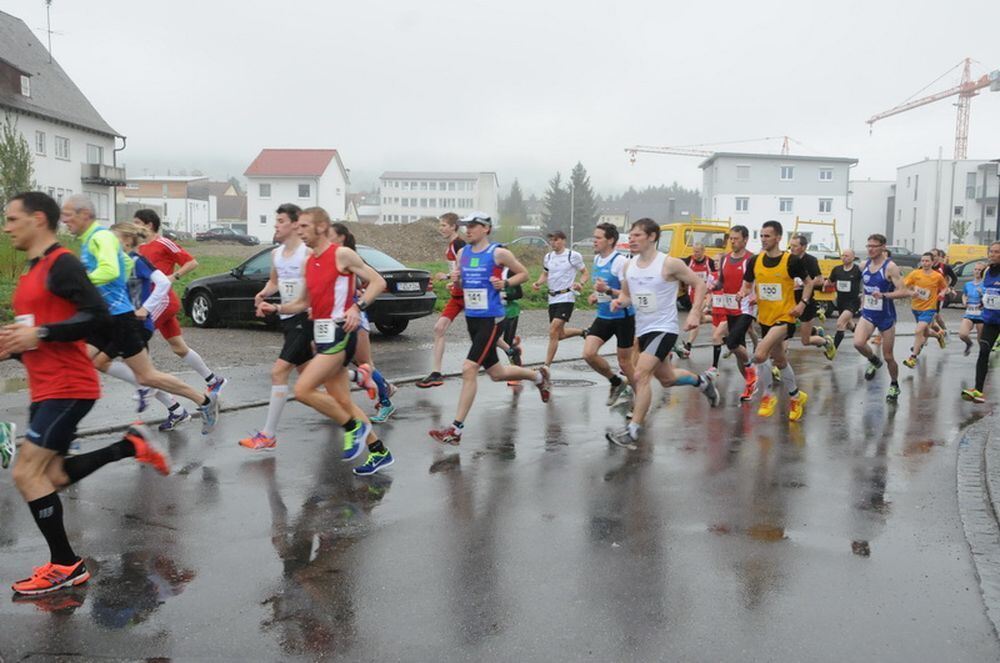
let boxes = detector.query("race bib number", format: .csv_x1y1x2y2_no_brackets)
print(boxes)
712,294,726,308
595,291,613,303
758,283,783,301
914,287,930,301
966,303,983,315
984,293,1000,310
836,280,851,293
634,292,657,313
279,278,303,304
313,318,335,344
724,294,739,310
863,294,883,311
463,288,488,310
14,314,35,327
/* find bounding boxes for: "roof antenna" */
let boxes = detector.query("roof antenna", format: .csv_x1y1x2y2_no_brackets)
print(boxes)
45,0,53,63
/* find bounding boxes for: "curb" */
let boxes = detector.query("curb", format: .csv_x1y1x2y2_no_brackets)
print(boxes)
956,410,1000,640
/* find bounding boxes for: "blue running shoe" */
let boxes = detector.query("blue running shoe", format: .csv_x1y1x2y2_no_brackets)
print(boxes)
370,403,396,424
343,420,371,461
134,388,153,414
353,450,394,476
159,408,191,432
207,376,227,396
198,392,220,435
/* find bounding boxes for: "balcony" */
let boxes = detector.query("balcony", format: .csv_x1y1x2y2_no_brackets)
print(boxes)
81,163,127,187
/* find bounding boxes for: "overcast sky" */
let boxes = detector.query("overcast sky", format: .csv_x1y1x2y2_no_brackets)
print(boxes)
6,0,1000,197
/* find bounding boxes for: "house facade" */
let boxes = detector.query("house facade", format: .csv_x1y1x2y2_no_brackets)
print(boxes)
120,175,212,234
377,171,499,224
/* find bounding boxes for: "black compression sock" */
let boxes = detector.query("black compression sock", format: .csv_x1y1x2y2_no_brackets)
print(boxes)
712,344,722,368
204,373,215,384
168,402,180,412
610,375,623,387
63,439,135,485
342,418,359,432
369,439,387,454
834,331,845,348
28,492,77,565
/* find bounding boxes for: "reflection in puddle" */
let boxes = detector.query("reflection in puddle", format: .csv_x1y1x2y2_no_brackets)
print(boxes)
90,553,196,629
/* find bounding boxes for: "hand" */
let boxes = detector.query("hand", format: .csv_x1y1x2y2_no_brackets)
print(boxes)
791,302,806,319
258,302,279,317
168,273,179,282
134,307,149,320
610,299,621,313
490,276,504,291
532,282,541,291
594,278,608,293
572,282,583,292
254,292,265,306
342,305,361,333
435,272,448,282
449,269,460,284
0,325,40,354
872,291,884,300
588,293,598,305
684,311,700,331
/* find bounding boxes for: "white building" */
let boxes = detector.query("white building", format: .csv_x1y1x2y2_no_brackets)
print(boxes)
119,175,211,234
700,152,858,250
378,171,498,224
0,10,125,220
890,158,999,251
244,149,350,242
848,179,895,249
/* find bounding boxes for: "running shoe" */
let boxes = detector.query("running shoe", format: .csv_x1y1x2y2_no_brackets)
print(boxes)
354,363,378,400
429,427,462,445
0,422,15,469
817,308,827,322
198,391,220,435
937,333,947,350
370,403,397,424
964,340,974,357
607,378,630,407
12,559,90,596
757,393,778,418
353,450,394,476
886,384,901,402
239,431,277,450
343,420,371,461
127,424,170,476
675,343,691,359
700,371,721,407
788,390,808,422
706,366,720,380
606,426,637,448
823,336,837,361
134,388,153,414
740,367,758,402
903,356,917,369
207,376,228,396
815,326,826,337
508,343,523,367
771,365,782,384
535,365,552,403
962,388,986,404
158,408,191,432
864,358,883,381
416,372,444,388
723,347,733,359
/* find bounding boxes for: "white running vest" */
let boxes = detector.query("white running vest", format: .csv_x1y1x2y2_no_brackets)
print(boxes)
273,242,309,319
626,252,679,336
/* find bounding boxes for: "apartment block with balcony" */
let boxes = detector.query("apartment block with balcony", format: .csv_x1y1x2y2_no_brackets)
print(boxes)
378,171,498,224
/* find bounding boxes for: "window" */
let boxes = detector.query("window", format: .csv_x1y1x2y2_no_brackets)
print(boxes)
55,136,70,160
86,144,103,165
912,208,916,233
448,182,456,191
819,198,832,213
779,198,793,213
243,251,272,277
954,206,964,217
735,197,749,212
420,181,428,191
402,181,410,190
34,131,45,155
913,174,918,200
439,181,447,190
260,215,267,224
429,182,437,190
906,176,911,188
685,229,728,250
420,198,427,208
966,172,977,199
819,168,833,181
780,165,794,181
410,181,418,189
298,183,311,198
429,198,437,207
736,165,750,181
20,75,30,97
988,206,997,217
259,183,271,198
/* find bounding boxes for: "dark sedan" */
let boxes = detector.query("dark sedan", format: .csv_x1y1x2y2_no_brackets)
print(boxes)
182,245,437,335
195,227,260,245
885,245,921,269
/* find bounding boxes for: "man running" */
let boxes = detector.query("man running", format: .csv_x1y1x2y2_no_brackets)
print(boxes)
932,248,958,334
903,253,948,368
258,207,393,475
60,196,219,434
962,241,1000,403
3,191,169,596
533,230,588,367
825,248,863,351
583,223,636,406
714,225,759,401
417,212,466,388
738,220,813,421
429,213,552,446
605,219,719,447
240,204,311,450
851,234,909,402
132,209,227,402
676,243,716,358
788,234,837,360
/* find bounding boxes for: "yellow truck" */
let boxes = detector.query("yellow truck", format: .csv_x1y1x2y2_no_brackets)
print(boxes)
947,243,989,266
655,218,732,259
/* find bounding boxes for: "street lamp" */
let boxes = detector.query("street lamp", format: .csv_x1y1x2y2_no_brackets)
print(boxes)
993,159,1000,241
569,183,575,249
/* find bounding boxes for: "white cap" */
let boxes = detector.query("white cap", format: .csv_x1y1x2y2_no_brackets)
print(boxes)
459,212,492,227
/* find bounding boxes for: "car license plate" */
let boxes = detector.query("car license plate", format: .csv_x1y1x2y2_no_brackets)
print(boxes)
397,282,420,292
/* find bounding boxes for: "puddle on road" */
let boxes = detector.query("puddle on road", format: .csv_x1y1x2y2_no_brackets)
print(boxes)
549,379,597,388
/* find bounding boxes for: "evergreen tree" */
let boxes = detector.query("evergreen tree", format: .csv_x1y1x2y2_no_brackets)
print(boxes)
0,113,34,208
542,172,570,234
569,162,599,242
502,178,528,228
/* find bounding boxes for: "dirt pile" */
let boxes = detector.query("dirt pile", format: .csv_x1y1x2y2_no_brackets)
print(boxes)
350,218,445,264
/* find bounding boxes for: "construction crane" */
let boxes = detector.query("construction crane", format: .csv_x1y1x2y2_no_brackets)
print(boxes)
626,136,794,164
867,57,1000,160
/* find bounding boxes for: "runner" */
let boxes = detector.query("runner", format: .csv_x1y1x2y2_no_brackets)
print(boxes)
959,262,986,357
428,213,552,446
258,207,393,475
582,223,636,406
239,204,312,450
788,234,837,360
532,230,588,367
497,265,525,387
902,253,948,368
714,225,759,401
416,213,466,388
132,209,227,398
738,220,813,421
676,244,716,359
825,248,863,350
932,248,958,334
605,219,719,447
962,241,1000,403
3,191,169,596
851,234,909,402
60,196,220,434
706,265,729,375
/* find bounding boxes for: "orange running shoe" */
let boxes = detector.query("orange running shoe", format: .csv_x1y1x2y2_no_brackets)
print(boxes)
239,431,277,450
757,393,778,417
741,366,758,402
126,424,170,476
12,559,90,595
355,364,378,400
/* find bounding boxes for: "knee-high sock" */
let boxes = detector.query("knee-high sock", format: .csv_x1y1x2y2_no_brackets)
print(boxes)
63,439,135,485
780,364,798,395
760,359,773,393
28,493,76,566
372,368,391,405
105,361,139,386
155,390,179,410
834,330,845,348
262,386,289,437
182,349,214,381
712,344,722,368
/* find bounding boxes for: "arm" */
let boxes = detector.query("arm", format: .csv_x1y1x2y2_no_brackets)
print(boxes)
882,263,912,299
256,263,280,306
532,258,548,290
494,248,530,288
611,262,631,312
667,257,707,330
738,255,756,300
87,232,122,285
573,252,589,291
138,266,172,320
339,248,387,332
172,256,199,280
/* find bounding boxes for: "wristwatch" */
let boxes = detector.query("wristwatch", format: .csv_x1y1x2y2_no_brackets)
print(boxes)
37,326,49,340
357,299,370,312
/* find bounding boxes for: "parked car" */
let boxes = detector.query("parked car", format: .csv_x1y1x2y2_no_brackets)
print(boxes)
162,229,193,242
508,236,548,249
195,227,260,246
182,244,436,335
885,245,921,269
947,259,987,308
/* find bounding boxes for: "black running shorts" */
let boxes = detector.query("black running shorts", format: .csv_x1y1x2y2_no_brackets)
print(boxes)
88,312,148,360
26,399,95,455
725,314,755,351
279,313,314,367
466,316,503,369
548,302,575,323
760,321,797,340
638,330,677,361
588,315,636,349
836,296,861,318
315,322,356,364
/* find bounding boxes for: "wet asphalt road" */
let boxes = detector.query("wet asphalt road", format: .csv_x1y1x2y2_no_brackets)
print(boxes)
1,333,999,661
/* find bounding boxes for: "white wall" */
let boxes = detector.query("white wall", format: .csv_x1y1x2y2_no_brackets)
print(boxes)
378,173,499,224
848,180,894,249
891,159,990,252
126,196,210,234
246,169,347,242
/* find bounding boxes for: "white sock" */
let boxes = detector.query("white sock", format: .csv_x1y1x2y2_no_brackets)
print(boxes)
534,371,544,385
106,361,139,386
627,422,640,439
759,360,773,393
155,390,179,410
183,349,214,381
262,386,289,437
780,365,798,394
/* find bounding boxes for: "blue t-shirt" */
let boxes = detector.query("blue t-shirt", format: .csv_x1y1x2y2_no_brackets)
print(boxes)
964,280,984,318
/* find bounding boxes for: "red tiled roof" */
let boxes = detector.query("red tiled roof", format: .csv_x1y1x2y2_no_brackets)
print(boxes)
244,149,340,177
